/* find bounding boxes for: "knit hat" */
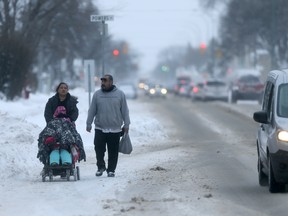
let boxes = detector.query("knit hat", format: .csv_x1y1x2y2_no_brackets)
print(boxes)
53,106,67,118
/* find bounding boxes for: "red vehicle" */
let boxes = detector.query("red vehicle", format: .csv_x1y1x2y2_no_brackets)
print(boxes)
229,74,264,103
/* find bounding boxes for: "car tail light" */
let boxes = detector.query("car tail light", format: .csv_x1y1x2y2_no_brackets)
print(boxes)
193,87,199,93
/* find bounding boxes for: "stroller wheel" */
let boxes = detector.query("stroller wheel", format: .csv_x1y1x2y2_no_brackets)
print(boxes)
73,168,77,181
41,169,46,182
76,166,80,180
66,169,70,181
49,171,53,182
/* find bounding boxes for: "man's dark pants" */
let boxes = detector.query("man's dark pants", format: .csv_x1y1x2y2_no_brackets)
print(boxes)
94,129,121,173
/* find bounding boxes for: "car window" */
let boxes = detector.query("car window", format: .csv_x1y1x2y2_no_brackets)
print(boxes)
268,85,274,122
197,83,204,88
239,75,260,83
206,81,226,87
277,84,288,117
262,81,273,114
177,77,191,85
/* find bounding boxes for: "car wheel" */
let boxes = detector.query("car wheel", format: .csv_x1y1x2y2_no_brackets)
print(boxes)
258,157,268,186
268,155,285,193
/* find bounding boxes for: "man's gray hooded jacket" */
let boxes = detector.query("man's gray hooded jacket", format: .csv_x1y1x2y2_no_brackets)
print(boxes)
86,86,130,133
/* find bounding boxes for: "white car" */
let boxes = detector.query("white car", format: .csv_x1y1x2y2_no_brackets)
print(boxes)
118,84,137,99
192,80,228,101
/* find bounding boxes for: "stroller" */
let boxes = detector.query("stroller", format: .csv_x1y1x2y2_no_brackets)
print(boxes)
37,117,86,182
41,143,80,182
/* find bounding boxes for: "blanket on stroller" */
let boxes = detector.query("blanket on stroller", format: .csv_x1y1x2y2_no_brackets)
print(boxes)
37,118,86,164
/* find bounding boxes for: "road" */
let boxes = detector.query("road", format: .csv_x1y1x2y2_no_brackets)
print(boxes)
114,95,288,216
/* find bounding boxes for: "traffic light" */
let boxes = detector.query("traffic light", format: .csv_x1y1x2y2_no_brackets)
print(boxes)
161,65,169,72
199,42,207,54
200,42,207,49
112,49,120,56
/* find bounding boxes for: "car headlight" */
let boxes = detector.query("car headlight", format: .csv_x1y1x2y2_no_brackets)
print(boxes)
149,89,156,94
278,131,288,142
139,83,145,89
161,88,167,94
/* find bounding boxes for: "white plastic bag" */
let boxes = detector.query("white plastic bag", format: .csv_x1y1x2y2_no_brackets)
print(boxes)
119,133,132,154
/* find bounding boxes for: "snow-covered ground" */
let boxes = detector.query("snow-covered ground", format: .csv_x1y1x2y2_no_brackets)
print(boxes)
0,88,175,216
0,88,169,179
0,87,261,216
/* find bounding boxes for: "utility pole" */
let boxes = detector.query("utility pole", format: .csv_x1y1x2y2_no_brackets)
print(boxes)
90,15,114,77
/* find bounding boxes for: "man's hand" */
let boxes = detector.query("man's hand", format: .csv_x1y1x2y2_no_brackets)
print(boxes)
124,127,129,134
86,126,91,132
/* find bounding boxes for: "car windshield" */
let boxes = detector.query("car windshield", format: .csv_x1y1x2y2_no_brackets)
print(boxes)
177,77,191,85
239,75,260,83
206,81,226,87
277,83,288,117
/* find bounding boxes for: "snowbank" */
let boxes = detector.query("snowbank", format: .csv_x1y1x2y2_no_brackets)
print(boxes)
0,88,168,180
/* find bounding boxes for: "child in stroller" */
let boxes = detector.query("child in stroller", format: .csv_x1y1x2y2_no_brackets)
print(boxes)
41,137,81,182
37,106,86,182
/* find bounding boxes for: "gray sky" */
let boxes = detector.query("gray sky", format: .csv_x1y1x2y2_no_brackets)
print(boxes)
95,0,222,75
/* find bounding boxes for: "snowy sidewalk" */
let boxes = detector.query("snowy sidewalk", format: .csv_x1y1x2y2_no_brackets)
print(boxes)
217,101,261,121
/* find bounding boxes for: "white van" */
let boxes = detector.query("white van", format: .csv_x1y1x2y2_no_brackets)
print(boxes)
253,69,288,193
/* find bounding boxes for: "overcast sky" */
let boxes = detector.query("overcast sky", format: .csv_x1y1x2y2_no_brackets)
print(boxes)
95,0,222,76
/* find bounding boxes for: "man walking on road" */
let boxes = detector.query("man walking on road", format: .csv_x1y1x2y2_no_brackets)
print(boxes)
86,74,130,177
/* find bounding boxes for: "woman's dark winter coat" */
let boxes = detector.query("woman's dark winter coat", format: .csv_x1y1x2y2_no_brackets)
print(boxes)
44,93,78,123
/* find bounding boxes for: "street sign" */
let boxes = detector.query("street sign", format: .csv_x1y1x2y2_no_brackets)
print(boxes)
90,15,114,22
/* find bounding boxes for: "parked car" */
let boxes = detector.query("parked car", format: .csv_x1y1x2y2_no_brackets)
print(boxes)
148,84,167,98
191,82,204,100
192,79,228,101
118,83,137,99
229,74,264,103
253,69,288,193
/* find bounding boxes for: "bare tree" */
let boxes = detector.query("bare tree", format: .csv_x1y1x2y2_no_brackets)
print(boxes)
220,0,288,70
0,0,70,99
199,0,230,9
0,0,138,99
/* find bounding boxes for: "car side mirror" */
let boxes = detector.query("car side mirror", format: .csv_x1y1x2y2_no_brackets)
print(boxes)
253,111,268,124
